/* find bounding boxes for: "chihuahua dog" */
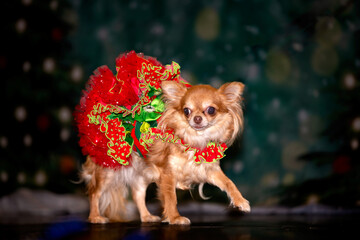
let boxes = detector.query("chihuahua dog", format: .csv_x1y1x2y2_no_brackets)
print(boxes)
80,80,250,225
77,51,249,225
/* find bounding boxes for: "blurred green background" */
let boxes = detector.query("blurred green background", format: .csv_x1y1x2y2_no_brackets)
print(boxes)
1,0,359,208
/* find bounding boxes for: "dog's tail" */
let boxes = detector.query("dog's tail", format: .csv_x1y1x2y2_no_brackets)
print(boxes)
99,186,132,222
198,183,211,200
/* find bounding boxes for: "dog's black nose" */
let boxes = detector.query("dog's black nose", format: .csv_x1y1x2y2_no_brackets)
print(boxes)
194,116,202,124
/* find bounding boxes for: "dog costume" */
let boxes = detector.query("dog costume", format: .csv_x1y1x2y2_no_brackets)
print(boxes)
75,51,227,169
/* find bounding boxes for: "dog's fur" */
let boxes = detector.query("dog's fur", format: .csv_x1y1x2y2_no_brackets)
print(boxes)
81,81,250,225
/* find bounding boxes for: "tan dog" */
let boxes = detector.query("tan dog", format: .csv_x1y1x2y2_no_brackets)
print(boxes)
81,81,250,225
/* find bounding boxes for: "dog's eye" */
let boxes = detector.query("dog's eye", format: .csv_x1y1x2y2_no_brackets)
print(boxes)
206,106,216,115
184,108,191,116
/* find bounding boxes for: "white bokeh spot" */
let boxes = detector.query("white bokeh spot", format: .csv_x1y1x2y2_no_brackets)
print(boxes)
15,106,27,122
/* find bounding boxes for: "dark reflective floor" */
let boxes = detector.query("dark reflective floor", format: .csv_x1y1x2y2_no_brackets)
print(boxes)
1,214,359,240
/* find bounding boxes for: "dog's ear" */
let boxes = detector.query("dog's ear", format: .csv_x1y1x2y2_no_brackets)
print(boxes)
161,81,187,103
218,82,245,103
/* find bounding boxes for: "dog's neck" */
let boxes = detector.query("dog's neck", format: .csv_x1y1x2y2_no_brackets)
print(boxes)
148,129,228,163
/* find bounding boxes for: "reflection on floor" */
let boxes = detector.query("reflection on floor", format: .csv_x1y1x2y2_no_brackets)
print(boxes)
1,212,359,240
1,189,359,239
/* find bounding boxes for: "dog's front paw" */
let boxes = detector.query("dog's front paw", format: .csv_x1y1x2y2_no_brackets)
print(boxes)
234,199,251,213
167,216,191,225
88,215,109,224
141,214,161,223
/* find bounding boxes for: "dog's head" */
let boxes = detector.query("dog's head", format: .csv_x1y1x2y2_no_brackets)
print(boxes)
160,81,245,149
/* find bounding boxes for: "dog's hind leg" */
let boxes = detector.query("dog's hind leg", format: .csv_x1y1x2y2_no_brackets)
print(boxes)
131,179,161,222
88,189,109,223
82,156,113,223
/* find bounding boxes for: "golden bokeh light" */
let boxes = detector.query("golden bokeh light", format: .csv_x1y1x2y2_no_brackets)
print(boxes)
315,17,342,47
311,45,338,76
265,49,291,84
282,141,307,171
195,8,220,41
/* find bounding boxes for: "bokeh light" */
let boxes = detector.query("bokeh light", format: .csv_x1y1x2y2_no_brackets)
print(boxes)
60,155,76,174
282,141,307,171
343,73,356,89
70,65,83,83
195,8,220,41
265,49,291,84
43,58,56,73
261,172,280,187
282,173,295,186
315,17,342,47
311,45,338,76
15,19,26,34
58,106,72,124
15,106,27,122
352,117,360,132
34,170,47,186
